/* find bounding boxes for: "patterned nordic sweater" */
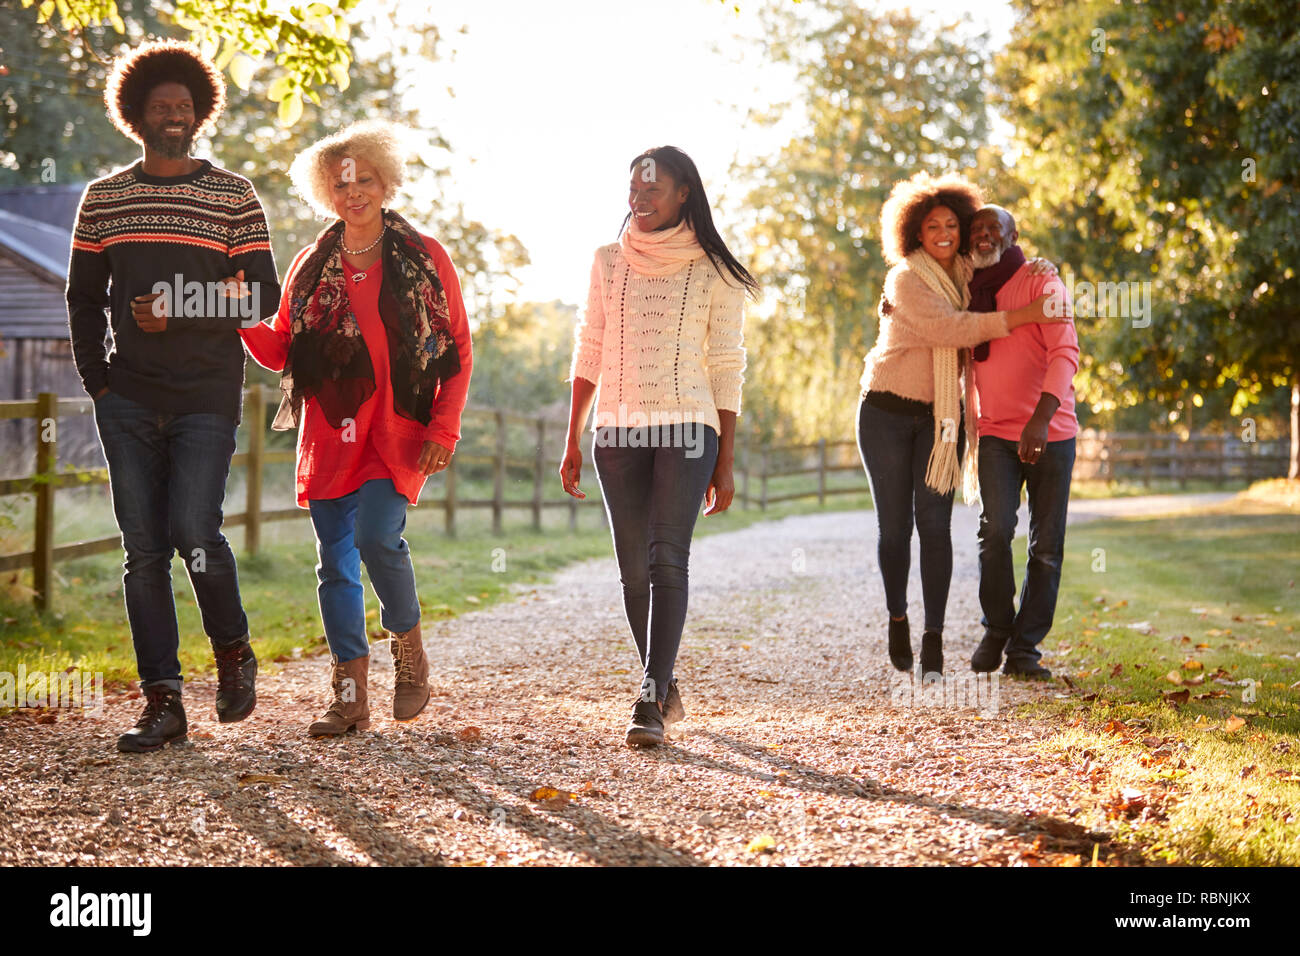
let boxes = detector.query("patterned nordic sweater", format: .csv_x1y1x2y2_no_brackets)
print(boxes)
569,243,746,435
66,159,280,422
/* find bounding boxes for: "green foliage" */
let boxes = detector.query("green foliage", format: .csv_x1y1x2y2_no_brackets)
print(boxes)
18,0,359,126
998,0,1298,437
468,300,577,413
734,1,995,443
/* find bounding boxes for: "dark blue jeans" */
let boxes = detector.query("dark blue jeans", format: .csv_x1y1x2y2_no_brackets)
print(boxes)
93,390,249,689
856,396,964,632
592,423,718,704
977,435,1075,665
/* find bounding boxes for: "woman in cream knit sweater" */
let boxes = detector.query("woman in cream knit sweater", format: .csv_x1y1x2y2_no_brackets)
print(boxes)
857,172,1061,679
560,146,758,748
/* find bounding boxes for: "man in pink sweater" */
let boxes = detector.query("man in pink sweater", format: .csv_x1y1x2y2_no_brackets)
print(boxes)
966,206,1079,679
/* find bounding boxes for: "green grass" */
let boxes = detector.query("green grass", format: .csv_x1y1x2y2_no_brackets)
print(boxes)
1068,478,1251,499
1029,496,1300,865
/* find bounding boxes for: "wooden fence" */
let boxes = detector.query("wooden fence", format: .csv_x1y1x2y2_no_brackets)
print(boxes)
0,389,1289,611
0,388,604,610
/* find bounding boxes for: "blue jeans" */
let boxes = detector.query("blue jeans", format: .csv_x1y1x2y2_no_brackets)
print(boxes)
856,395,964,632
93,390,249,690
977,435,1076,665
308,478,421,663
592,424,718,704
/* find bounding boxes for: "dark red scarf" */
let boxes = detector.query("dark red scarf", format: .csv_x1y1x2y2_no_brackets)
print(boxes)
274,209,461,431
969,243,1025,362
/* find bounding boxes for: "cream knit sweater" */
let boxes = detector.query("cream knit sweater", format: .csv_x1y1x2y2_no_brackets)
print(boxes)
570,243,746,435
860,256,1010,402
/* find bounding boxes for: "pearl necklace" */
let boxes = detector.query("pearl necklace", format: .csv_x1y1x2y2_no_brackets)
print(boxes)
341,225,385,256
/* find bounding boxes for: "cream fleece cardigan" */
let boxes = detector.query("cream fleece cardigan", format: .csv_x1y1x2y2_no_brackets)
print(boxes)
570,243,746,435
859,256,1011,402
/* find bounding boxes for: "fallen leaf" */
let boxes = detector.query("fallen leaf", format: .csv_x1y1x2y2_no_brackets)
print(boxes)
1224,716,1246,733
1240,765,1256,780
1164,671,1184,685
1163,689,1190,706
1182,659,1204,671
746,834,776,854
457,726,483,743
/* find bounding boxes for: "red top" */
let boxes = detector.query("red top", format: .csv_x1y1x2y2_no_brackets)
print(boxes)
240,234,474,507
972,264,1079,443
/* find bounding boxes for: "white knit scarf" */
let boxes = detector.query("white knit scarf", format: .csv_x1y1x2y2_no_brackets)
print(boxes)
904,250,980,504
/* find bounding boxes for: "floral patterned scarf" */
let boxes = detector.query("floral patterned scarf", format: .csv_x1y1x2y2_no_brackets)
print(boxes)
273,209,461,431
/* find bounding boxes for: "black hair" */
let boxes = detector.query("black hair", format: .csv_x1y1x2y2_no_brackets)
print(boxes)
105,39,226,146
622,146,760,299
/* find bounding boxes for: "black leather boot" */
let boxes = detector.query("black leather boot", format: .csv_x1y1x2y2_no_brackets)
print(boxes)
888,616,913,672
970,631,1009,673
212,636,257,723
920,630,944,677
663,679,685,727
117,685,188,753
625,698,665,748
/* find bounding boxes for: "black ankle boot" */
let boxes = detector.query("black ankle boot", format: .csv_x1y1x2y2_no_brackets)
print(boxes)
212,636,257,723
662,679,685,727
888,616,913,672
625,698,664,748
117,685,188,753
920,630,943,677
970,631,1009,673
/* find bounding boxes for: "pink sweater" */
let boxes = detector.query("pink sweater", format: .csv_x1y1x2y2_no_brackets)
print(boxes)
859,258,1009,403
971,264,1079,442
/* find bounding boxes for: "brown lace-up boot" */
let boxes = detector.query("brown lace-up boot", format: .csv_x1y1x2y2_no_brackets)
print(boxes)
307,654,370,736
390,623,430,721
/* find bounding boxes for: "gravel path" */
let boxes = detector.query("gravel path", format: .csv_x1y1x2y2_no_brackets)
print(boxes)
0,505,1137,867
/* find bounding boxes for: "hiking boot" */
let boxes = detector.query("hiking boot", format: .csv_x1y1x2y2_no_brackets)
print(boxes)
888,616,913,672
307,655,370,736
663,679,685,727
625,698,664,748
1004,659,1052,680
970,630,1009,673
117,684,187,753
390,623,430,721
212,635,257,723
920,630,944,677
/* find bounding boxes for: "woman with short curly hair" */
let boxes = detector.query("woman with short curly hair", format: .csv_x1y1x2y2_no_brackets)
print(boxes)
240,120,473,735
856,172,1059,679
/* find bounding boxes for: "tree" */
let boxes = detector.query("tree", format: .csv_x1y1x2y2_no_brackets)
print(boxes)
733,1,996,443
998,0,1299,473
17,0,359,126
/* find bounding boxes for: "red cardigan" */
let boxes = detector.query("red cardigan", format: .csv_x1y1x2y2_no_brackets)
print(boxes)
240,234,473,507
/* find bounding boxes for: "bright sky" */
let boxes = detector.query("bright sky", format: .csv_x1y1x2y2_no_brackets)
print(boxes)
395,0,1015,306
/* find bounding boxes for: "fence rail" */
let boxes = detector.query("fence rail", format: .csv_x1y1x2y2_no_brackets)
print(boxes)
0,390,1289,610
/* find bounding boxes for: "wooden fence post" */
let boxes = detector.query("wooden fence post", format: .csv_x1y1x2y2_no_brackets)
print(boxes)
244,384,265,555
33,392,57,611
740,438,750,510
532,418,545,532
817,438,827,506
759,449,769,512
492,410,506,536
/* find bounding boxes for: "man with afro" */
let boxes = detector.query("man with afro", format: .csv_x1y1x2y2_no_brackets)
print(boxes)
67,39,281,752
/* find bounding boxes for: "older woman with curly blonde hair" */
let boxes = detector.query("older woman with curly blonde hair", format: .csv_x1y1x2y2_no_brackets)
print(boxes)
856,172,1059,680
240,119,473,735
